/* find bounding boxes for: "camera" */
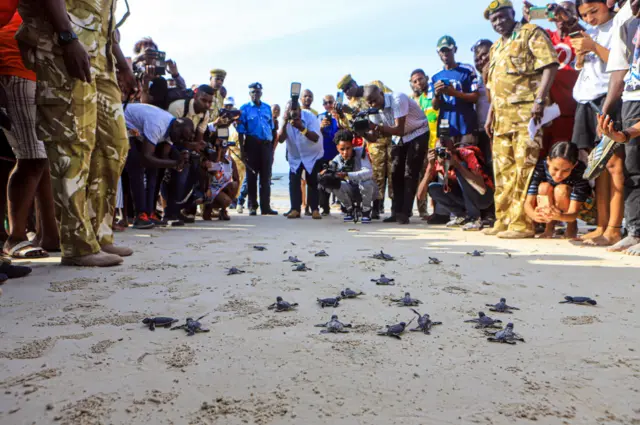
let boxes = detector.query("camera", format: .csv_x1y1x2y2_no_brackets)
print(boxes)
286,82,302,120
435,147,451,160
144,49,167,76
218,108,242,122
350,108,379,135
318,162,342,191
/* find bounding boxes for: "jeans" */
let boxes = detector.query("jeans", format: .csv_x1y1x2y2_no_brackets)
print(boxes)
391,133,428,217
125,138,159,216
329,180,376,212
245,136,274,211
162,147,199,220
428,168,494,220
289,160,322,212
237,177,249,207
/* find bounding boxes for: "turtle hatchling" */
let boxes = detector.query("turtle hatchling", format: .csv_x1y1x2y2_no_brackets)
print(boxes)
371,274,395,285
428,257,442,265
410,309,442,334
142,317,179,331
486,298,520,313
559,296,597,306
340,288,364,298
391,292,423,307
377,318,414,339
284,256,301,263
372,251,395,261
170,314,210,336
227,267,245,276
267,296,298,312
464,312,502,329
486,323,525,345
293,263,311,272
315,314,352,333
466,250,484,257
315,250,329,257
317,296,341,308
253,246,267,251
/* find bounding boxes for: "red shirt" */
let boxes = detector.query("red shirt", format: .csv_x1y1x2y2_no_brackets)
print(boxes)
433,146,494,191
0,0,18,26
546,30,578,118
0,11,36,81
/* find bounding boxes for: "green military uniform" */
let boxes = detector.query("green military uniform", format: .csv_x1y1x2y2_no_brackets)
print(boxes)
486,21,558,233
337,77,393,202
17,0,129,258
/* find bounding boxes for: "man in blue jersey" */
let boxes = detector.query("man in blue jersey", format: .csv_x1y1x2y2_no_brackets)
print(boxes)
432,35,480,146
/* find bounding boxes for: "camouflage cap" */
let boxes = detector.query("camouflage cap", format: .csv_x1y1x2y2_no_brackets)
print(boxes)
210,69,227,78
337,74,354,90
484,0,514,19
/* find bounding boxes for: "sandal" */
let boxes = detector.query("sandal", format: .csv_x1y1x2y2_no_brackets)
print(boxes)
4,240,49,259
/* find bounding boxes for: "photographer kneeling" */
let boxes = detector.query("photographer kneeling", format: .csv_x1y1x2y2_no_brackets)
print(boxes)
200,128,240,221
320,130,376,223
124,103,193,229
417,136,494,231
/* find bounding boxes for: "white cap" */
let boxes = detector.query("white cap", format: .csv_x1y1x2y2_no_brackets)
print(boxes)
224,96,235,106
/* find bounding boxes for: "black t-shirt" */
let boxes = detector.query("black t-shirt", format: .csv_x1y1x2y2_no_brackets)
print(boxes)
527,160,591,202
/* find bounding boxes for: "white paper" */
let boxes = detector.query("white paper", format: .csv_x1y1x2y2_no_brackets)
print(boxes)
528,103,561,141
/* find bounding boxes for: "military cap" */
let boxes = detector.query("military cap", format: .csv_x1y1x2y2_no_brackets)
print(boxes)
249,82,263,90
210,69,227,78
337,74,354,90
484,0,514,19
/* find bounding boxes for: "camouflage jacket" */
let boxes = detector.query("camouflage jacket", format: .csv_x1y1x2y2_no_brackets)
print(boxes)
338,80,392,129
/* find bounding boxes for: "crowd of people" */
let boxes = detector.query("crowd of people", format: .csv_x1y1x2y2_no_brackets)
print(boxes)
1,0,640,280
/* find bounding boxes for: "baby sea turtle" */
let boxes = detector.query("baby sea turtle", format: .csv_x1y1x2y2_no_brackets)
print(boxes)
371,274,395,285
284,256,301,263
466,250,484,257
464,312,502,329
253,246,267,251
267,296,298,312
227,267,245,276
317,296,341,308
293,263,311,272
314,250,329,257
170,314,210,336
377,318,415,339
142,317,179,331
410,309,442,334
486,298,520,313
372,251,395,261
315,314,352,333
391,292,423,307
428,257,442,265
340,288,364,298
559,296,597,306
486,323,525,344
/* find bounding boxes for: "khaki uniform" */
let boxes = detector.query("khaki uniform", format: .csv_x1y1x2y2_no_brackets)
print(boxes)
227,124,245,189
17,0,129,258
340,80,393,201
487,23,558,233
208,92,225,123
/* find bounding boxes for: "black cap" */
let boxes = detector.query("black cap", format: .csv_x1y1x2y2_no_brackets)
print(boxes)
249,82,263,90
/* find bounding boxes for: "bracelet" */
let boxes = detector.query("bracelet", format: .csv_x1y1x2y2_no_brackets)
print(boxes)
622,129,631,143
301,127,308,136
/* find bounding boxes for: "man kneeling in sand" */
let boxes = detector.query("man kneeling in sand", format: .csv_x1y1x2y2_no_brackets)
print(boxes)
320,130,376,223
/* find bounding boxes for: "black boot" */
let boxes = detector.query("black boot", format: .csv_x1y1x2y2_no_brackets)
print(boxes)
372,200,381,220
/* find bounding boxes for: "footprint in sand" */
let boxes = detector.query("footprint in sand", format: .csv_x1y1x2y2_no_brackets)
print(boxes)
561,316,601,325
48,278,98,292
165,344,195,368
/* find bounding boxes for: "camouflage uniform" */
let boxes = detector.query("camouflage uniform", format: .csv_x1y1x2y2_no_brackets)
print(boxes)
487,23,558,233
227,124,245,190
208,92,225,123
16,0,129,258
340,80,393,202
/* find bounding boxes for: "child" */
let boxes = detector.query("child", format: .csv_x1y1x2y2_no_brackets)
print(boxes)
322,130,376,223
202,139,239,221
525,142,591,239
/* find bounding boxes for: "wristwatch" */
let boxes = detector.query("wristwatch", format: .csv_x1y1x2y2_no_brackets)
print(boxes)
301,127,308,136
57,30,78,46
534,98,545,105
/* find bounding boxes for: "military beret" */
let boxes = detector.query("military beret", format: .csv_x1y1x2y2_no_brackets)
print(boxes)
210,69,227,78
337,74,354,90
484,0,514,19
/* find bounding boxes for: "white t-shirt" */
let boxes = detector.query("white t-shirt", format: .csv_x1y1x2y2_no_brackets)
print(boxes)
284,109,324,174
573,19,615,103
476,75,491,129
369,92,428,144
606,1,640,101
124,103,175,146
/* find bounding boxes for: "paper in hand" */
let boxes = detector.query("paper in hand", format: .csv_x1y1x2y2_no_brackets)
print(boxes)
528,103,561,141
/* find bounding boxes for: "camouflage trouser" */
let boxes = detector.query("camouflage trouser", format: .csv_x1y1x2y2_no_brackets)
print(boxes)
492,128,541,233
229,144,245,194
35,50,128,258
368,137,393,201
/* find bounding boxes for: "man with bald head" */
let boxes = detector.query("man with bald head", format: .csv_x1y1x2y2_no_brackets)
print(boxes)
301,89,318,116
363,85,429,224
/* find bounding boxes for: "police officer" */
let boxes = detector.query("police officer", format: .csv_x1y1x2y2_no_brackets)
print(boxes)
237,83,278,215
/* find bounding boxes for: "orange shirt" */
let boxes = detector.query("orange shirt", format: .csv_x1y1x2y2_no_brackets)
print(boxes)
0,11,35,81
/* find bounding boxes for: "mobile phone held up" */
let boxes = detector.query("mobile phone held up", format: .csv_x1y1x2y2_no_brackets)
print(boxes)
529,6,555,20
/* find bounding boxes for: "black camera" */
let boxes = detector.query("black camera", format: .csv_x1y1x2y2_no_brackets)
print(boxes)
350,108,379,135
435,147,451,160
219,108,242,122
318,162,342,190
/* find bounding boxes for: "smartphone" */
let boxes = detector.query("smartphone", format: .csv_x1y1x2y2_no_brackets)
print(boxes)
569,31,583,39
537,195,550,208
336,91,344,105
529,6,549,20
217,127,229,139
145,49,166,75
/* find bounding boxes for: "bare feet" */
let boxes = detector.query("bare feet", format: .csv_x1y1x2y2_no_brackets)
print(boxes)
607,235,640,252
580,226,604,241
563,222,578,240
537,223,555,239
584,227,622,247
625,243,640,256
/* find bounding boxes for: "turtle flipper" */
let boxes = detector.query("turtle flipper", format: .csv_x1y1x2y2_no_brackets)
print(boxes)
464,319,478,323
315,324,327,328
320,330,329,334
339,329,350,333
487,337,499,343
508,306,520,310
410,328,421,332
390,334,402,340
149,322,156,331
432,321,443,326
267,304,276,310
344,324,353,328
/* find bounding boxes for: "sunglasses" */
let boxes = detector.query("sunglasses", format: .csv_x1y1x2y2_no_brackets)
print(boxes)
323,101,335,105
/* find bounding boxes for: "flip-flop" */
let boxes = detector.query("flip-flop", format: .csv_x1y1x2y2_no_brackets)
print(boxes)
4,240,49,259
0,261,32,279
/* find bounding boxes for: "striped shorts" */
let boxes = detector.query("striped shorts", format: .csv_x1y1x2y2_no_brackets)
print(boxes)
0,75,47,159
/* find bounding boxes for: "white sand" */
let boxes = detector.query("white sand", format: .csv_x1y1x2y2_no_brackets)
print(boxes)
1,203,640,425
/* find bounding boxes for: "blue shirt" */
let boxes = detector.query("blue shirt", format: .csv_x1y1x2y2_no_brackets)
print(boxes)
236,101,274,141
432,64,478,137
318,112,339,161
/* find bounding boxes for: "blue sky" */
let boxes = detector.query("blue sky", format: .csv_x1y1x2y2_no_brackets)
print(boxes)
117,0,533,172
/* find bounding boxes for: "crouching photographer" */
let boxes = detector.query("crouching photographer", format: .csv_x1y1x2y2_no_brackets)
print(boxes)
319,130,376,223
417,122,494,231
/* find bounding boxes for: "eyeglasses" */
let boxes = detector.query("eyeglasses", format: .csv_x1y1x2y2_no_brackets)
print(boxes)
323,101,334,105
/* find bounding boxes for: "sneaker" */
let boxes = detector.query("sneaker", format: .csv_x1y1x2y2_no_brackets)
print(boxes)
446,216,466,228
304,207,312,216
168,219,185,227
344,210,354,222
425,214,450,225
133,213,155,230
237,205,244,214
249,209,257,216
150,213,167,227
261,209,278,215
462,218,483,231
362,211,371,224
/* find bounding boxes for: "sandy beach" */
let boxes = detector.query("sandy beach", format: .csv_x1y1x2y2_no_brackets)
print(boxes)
1,195,639,425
